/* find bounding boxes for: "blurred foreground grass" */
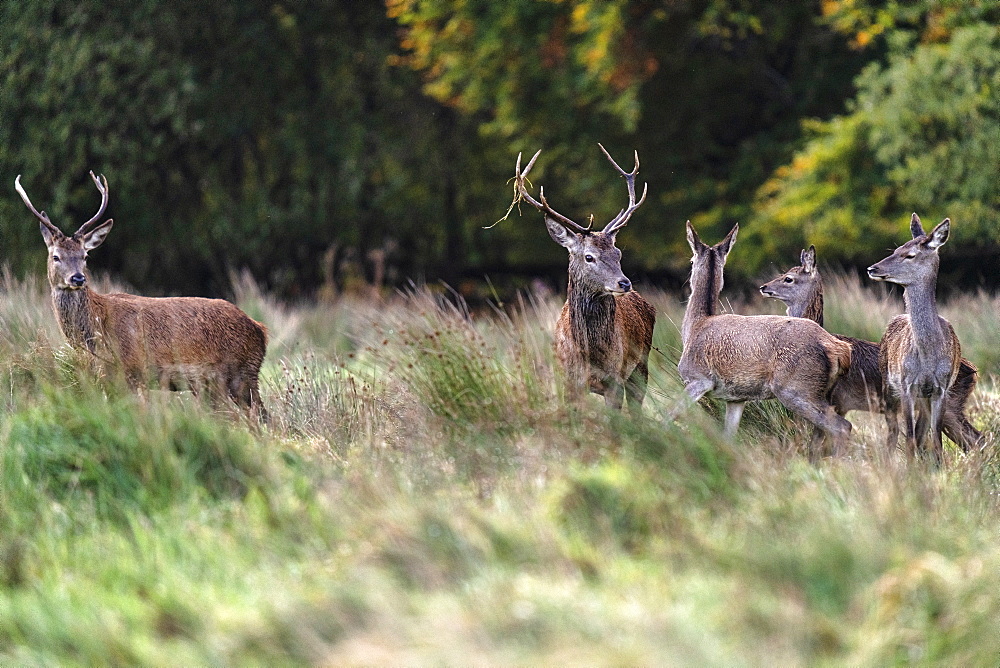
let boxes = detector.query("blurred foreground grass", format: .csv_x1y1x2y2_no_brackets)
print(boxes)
0,270,997,664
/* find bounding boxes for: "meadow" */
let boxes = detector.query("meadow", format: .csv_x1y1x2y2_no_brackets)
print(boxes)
0,268,998,665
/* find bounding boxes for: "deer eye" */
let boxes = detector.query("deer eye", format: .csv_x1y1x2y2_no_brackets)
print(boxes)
584,254,595,263
52,255,61,263
904,253,917,259
783,276,793,283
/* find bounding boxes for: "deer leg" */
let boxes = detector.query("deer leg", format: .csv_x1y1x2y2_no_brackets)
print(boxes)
666,378,714,422
942,402,981,453
928,391,946,465
562,363,589,403
603,380,624,411
723,401,745,437
943,363,980,452
883,391,901,452
625,362,649,413
900,392,918,458
913,400,930,454
774,389,851,456
121,364,147,398
248,381,268,424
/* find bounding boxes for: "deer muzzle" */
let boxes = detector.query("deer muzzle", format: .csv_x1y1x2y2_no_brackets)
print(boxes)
866,264,887,281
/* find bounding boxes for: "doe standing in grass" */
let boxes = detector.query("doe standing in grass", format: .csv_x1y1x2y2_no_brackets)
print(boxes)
510,145,655,411
675,221,852,452
16,171,269,420
867,214,961,461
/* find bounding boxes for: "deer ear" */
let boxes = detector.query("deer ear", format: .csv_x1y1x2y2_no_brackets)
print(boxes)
801,245,816,273
925,218,950,250
718,223,739,256
910,213,925,239
685,220,703,254
39,221,60,248
81,219,114,250
545,217,580,250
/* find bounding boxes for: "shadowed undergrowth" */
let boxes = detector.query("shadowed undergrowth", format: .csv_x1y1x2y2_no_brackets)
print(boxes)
0,273,996,664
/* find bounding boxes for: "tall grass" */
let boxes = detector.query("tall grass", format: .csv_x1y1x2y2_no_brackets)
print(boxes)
0,271,997,663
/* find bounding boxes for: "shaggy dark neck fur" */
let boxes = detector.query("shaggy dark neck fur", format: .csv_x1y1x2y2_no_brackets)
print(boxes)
682,250,721,345
567,278,616,371
789,274,824,326
52,287,100,353
800,290,824,326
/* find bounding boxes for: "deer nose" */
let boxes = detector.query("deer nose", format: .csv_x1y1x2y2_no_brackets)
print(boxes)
69,273,86,287
617,279,632,292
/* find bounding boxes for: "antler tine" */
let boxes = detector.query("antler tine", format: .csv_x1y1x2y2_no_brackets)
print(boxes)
598,143,647,234
14,174,57,230
598,143,639,178
514,150,592,234
76,170,110,235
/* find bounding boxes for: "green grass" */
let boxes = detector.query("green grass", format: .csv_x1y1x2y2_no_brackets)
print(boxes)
0,271,996,664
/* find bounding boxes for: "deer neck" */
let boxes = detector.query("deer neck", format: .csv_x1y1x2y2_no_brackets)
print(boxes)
902,278,946,358
682,252,722,345
51,287,103,353
789,279,824,326
567,278,616,366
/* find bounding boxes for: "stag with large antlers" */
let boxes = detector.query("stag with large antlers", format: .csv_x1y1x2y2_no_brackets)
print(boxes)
512,145,655,411
16,172,268,419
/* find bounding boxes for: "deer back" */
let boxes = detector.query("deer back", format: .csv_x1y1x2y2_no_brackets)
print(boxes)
680,313,850,401
90,293,267,370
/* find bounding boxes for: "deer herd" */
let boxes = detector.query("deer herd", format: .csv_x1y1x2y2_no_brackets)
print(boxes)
12,149,986,461
513,145,985,463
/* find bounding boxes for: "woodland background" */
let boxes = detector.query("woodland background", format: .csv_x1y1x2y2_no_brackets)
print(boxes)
2,1,999,298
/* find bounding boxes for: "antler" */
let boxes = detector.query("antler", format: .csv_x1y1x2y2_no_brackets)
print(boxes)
598,143,647,235
514,150,594,234
15,171,110,237
75,171,109,236
14,174,60,235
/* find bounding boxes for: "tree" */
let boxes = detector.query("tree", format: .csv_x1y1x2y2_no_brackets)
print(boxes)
0,1,489,296
745,17,1000,284
391,0,868,285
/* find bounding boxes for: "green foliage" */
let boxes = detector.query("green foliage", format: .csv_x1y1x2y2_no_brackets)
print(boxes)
747,20,1000,281
370,290,555,434
860,25,1000,242
5,385,278,520
0,1,494,295
743,115,897,274
364,1,868,285
390,0,647,143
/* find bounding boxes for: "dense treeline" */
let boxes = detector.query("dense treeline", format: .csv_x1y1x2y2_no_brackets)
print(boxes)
1,1,998,297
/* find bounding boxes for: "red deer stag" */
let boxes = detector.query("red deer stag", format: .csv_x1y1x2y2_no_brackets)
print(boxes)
760,245,982,451
16,171,268,419
867,214,961,461
512,146,655,411
676,222,852,452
